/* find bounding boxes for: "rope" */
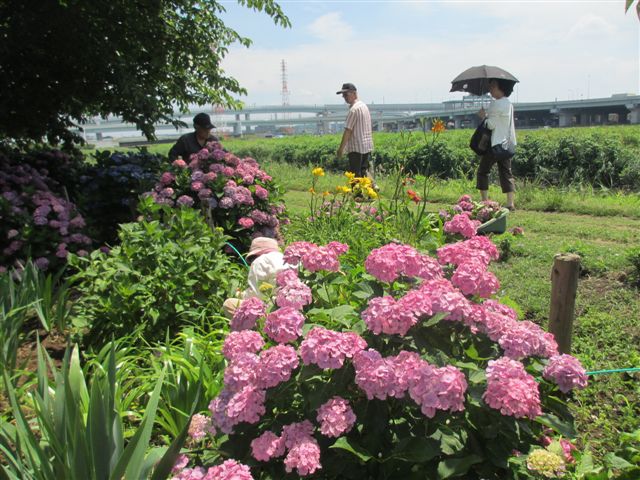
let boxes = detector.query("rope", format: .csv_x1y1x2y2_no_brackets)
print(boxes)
225,242,249,268
585,367,640,376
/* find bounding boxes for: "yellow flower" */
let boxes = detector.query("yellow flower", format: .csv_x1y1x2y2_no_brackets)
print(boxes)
258,282,274,293
526,449,566,478
344,171,356,180
366,188,378,199
322,191,330,196
312,167,325,177
336,185,351,194
309,187,316,194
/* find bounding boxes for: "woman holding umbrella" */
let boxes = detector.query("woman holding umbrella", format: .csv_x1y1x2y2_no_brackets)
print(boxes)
476,78,517,210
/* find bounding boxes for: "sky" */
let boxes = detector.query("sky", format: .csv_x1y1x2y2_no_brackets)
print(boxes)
217,0,640,106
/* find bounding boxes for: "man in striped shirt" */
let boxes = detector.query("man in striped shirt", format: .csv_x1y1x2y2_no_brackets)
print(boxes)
336,83,373,177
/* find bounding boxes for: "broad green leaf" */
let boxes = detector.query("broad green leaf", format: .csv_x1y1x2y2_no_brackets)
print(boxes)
604,453,634,470
329,437,373,462
437,454,483,479
535,413,576,438
388,437,440,463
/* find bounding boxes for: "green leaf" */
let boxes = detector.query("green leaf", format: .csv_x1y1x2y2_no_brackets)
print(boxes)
436,454,483,479
535,413,576,438
389,437,440,463
424,312,448,327
604,453,635,470
329,437,374,463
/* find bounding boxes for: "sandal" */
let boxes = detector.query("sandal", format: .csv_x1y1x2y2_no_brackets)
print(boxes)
506,205,516,212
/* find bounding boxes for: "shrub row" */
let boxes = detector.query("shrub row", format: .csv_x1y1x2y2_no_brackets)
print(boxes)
225,126,640,189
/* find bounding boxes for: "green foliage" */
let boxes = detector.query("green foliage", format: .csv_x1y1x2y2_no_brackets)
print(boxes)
212,126,640,190
0,261,71,374
0,342,196,480
68,199,244,347
0,0,290,144
625,246,640,286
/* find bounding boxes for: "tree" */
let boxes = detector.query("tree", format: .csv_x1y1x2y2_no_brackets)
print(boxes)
0,0,290,144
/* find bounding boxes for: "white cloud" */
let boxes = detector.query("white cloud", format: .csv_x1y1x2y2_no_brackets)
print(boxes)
307,12,354,43
566,13,617,39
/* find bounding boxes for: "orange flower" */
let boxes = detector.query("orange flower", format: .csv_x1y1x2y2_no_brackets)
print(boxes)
407,189,422,204
431,119,446,134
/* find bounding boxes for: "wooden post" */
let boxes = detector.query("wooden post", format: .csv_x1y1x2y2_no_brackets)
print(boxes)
549,253,581,354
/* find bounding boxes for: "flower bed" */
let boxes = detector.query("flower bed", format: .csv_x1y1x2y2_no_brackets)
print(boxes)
146,142,286,252
172,234,587,479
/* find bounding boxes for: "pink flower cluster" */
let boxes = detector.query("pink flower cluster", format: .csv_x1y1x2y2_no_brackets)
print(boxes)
451,258,500,298
437,235,500,266
316,396,356,437
231,297,266,331
364,243,443,283
171,459,254,480
543,354,588,393
353,349,467,418
283,241,348,272
483,357,542,419
148,141,284,243
264,307,305,343
188,413,215,441
275,269,312,310
252,421,322,476
361,295,417,336
222,330,265,360
1,156,92,269
498,321,559,360
299,327,367,369
444,213,481,238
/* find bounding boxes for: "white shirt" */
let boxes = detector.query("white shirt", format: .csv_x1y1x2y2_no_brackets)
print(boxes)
345,100,373,154
486,97,516,148
242,251,290,300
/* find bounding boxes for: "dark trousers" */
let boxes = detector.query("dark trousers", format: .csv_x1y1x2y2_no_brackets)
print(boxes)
476,152,515,193
348,152,371,177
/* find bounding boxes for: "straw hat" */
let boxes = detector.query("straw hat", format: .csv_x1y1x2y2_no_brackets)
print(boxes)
246,237,280,258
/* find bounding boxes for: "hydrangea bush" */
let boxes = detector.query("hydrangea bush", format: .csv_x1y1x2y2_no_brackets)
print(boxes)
0,150,92,272
146,141,286,252
76,150,165,244
172,235,588,479
440,195,507,239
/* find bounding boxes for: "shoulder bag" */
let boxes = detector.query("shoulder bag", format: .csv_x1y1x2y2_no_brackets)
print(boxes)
469,119,492,155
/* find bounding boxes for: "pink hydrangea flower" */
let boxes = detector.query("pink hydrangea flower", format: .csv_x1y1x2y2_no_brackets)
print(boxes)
276,280,312,310
176,195,194,207
543,354,588,393
231,297,266,331
316,397,356,438
365,243,443,283
172,159,187,168
276,268,300,287
207,459,254,480
188,413,214,441
281,420,315,449
283,241,316,266
284,439,322,476
483,357,542,419
171,453,189,473
444,213,481,238
222,330,265,360
451,258,500,298
299,327,367,369
160,172,175,184
264,307,305,343
224,352,259,391
361,295,417,336
238,217,255,229
251,431,286,462
257,344,299,389
408,364,467,418
254,185,269,200
498,321,559,359
352,349,397,400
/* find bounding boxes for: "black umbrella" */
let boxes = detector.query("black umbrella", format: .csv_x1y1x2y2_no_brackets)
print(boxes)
450,65,519,96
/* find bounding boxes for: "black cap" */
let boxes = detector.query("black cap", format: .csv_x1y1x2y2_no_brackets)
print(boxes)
193,113,215,129
336,83,357,94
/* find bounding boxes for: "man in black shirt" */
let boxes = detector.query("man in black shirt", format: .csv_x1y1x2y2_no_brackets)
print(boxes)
168,113,219,161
